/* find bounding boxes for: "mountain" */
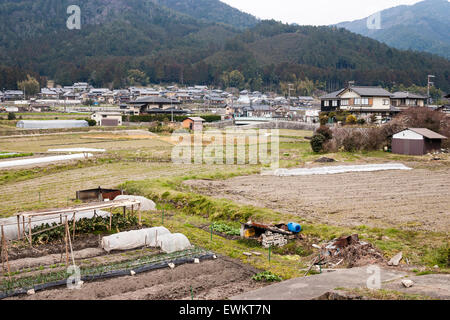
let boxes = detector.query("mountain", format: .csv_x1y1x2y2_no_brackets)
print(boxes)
154,0,259,29
336,0,450,59
0,0,449,93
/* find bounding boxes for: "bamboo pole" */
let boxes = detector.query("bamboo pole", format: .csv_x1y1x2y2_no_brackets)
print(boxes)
72,212,76,240
28,216,32,247
65,217,69,266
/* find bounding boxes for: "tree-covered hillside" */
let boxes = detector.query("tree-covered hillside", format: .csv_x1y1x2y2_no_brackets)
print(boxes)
336,0,450,59
0,0,449,93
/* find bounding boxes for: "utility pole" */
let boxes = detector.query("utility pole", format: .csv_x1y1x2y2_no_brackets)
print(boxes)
427,75,435,106
288,83,294,105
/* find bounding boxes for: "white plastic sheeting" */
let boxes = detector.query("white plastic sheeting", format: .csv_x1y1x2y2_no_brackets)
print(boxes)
16,120,89,129
0,153,93,169
47,148,106,153
0,210,110,241
272,163,412,177
102,227,171,253
101,227,192,253
114,195,156,211
157,233,192,254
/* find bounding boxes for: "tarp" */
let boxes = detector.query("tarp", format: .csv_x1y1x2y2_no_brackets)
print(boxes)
114,195,156,211
0,153,93,169
272,163,412,177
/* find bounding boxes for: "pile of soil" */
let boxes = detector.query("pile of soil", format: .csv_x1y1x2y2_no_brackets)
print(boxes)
314,157,336,163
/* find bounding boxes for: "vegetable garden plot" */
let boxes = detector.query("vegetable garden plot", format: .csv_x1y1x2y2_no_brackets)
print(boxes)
0,247,215,299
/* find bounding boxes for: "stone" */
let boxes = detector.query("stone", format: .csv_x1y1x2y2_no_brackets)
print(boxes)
168,263,175,269
433,265,440,269
27,289,35,295
243,252,252,256
130,270,136,276
251,252,262,256
388,252,403,266
194,258,200,264
401,279,414,288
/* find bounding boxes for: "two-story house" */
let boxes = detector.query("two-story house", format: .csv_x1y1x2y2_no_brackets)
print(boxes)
391,92,427,109
320,86,400,122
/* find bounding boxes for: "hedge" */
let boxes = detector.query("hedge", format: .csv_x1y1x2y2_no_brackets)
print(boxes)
124,114,221,123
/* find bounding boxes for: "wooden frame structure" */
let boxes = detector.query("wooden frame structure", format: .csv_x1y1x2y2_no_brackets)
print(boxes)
14,199,142,246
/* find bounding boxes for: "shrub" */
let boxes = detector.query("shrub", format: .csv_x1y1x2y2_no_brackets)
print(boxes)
310,134,326,153
7,112,16,120
316,125,333,141
342,131,363,152
319,113,329,125
86,119,97,126
345,114,357,125
357,118,366,125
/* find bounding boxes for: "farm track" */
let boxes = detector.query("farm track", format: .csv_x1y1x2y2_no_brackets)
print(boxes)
184,167,450,232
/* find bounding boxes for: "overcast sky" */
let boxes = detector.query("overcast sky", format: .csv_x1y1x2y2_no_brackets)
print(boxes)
221,0,424,25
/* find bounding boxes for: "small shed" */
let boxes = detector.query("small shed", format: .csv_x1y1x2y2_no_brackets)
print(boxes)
91,112,123,126
392,128,447,155
182,117,205,131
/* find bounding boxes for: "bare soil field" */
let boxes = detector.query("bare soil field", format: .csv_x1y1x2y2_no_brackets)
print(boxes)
7,257,265,300
184,166,450,232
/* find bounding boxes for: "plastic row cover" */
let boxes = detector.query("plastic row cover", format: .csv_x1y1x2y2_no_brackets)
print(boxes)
0,210,110,241
102,227,192,254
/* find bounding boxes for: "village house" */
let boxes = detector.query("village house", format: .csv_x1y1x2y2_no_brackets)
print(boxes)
320,85,400,122
391,92,427,109
128,96,184,115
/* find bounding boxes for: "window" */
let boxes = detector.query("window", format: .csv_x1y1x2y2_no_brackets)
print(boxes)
354,98,361,105
341,99,349,106
332,100,338,107
383,99,389,105
324,100,329,107
361,98,369,105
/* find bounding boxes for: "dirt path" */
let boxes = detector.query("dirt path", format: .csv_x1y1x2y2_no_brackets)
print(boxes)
7,257,265,300
184,167,450,232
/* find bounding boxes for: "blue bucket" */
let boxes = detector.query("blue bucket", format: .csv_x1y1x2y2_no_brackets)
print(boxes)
288,222,302,233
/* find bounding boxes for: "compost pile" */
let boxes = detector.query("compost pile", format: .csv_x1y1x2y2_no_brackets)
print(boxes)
318,234,385,268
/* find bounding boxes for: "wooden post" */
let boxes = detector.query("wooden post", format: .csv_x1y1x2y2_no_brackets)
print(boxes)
72,212,76,240
28,216,32,247
1,225,5,272
1,226,11,278
17,215,21,240
123,206,126,218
